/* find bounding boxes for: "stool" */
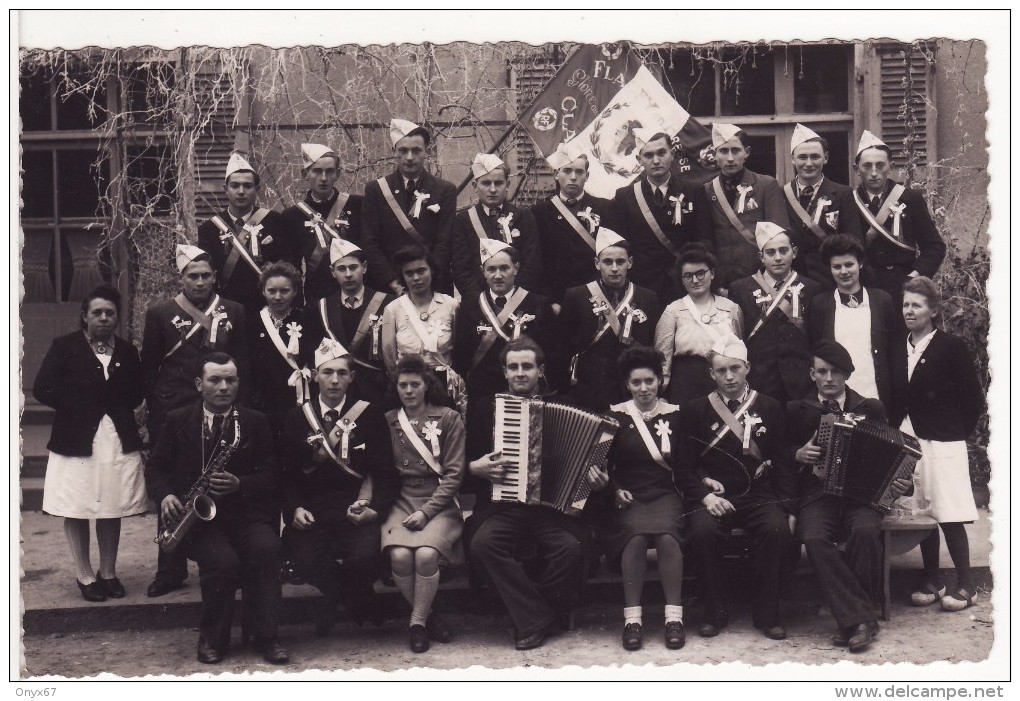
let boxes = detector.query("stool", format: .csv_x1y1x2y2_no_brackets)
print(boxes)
879,513,939,620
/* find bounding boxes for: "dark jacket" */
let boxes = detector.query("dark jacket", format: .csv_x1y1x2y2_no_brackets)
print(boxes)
785,387,887,507
530,193,612,304
279,189,363,303
34,331,144,457
248,307,316,417
607,176,712,303
806,286,897,410
360,170,457,293
849,181,945,279
278,398,399,524
451,203,544,298
144,402,280,526
890,331,984,441
782,177,865,288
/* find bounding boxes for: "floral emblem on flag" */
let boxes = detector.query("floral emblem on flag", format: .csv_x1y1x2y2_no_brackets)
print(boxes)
590,103,644,178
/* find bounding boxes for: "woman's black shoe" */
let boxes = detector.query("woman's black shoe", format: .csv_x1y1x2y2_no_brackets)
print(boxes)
77,579,106,602
96,571,126,598
665,621,686,649
409,624,430,653
622,622,642,650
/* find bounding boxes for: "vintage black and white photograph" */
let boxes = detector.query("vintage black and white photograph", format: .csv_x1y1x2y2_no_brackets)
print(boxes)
12,10,1008,687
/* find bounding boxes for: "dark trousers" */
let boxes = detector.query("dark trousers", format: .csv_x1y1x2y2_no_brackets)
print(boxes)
187,520,282,649
797,495,883,629
686,498,793,627
283,512,381,616
467,503,588,638
148,411,189,586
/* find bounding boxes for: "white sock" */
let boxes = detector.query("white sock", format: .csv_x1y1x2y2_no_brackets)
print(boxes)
624,606,642,625
95,518,121,579
410,571,440,628
64,518,95,584
665,605,684,624
392,572,415,606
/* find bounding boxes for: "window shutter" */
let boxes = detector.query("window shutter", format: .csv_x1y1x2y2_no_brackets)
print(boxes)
512,52,562,207
193,68,237,220
877,43,937,179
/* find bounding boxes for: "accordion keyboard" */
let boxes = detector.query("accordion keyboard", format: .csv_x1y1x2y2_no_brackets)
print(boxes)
493,395,530,503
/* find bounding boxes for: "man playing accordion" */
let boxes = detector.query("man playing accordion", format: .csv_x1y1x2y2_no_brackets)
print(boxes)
786,340,910,653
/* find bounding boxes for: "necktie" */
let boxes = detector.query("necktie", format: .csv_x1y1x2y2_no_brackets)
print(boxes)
565,198,577,207
869,195,881,215
823,399,841,415
345,296,358,309
234,217,245,232
405,179,417,211
654,188,665,206
721,176,739,204
774,279,783,291
727,399,741,413
208,414,225,444
323,409,339,429
494,295,507,311
799,185,815,209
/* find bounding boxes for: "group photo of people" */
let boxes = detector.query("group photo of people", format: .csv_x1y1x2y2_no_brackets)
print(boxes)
18,23,998,681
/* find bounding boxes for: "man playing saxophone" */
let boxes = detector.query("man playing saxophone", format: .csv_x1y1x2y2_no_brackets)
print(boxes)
145,352,289,665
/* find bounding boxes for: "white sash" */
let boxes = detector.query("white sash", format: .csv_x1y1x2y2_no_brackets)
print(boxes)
621,400,672,472
550,196,597,252
747,271,801,339
300,400,364,478
398,295,439,353
163,293,222,359
852,185,915,252
259,308,309,404
585,281,636,344
397,409,444,476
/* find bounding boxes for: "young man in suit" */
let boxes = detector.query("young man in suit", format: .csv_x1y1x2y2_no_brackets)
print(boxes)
703,124,791,289
683,337,796,641
464,336,608,650
301,237,394,406
782,124,864,287
806,234,897,409
607,130,711,303
787,340,907,653
278,338,400,636
197,153,292,316
140,245,249,598
848,130,946,309
450,153,543,298
280,143,362,304
558,227,661,412
729,222,821,405
530,148,612,308
145,352,288,665
360,119,457,295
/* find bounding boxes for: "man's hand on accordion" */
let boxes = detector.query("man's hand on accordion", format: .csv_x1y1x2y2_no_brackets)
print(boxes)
469,450,514,483
586,465,609,491
890,476,913,499
161,495,185,522
702,493,735,518
796,434,823,465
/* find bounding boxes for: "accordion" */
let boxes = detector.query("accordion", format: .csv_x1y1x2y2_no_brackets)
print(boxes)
491,394,620,515
816,413,923,513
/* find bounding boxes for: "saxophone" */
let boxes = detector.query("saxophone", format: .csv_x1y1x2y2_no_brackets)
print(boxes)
155,407,242,553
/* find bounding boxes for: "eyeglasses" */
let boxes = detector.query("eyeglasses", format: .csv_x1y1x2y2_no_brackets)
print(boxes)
681,269,711,283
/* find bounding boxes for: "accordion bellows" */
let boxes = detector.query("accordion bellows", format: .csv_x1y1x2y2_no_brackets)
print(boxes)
816,413,924,513
492,394,620,515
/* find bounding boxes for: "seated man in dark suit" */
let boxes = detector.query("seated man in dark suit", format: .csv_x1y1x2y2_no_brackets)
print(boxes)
145,352,288,665
787,340,908,653
464,336,607,650
279,338,399,636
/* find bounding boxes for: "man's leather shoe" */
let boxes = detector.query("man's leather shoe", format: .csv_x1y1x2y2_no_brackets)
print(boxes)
96,571,126,598
622,622,642,651
756,624,787,641
147,578,185,598
514,627,548,651
665,621,686,650
77,580,106,603
409,624,430,653
426,613,452,643
831,626,853,647
848,621,879,653
255,639,290,664
697,608,728,638
197,639,223,664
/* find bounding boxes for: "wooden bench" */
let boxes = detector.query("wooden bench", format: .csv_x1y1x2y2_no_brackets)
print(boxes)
879,512,938,620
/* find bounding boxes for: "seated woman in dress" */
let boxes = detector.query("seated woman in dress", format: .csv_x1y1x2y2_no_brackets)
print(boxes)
892,276,985,612
382,355,466,652
33,285,148,601
604,345,692,651
655,245,744,403
381,244,465,415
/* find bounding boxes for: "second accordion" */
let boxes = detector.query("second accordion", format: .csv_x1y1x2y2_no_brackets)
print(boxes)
491,394,620,515
816,412,923,513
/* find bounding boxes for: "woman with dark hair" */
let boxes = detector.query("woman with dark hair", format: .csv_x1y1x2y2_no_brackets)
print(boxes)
249,260,315,430
34,285,147,601
603,345,691,651
654,245,744,402
892,276,984,612
382,355,466,652
381,244,465,415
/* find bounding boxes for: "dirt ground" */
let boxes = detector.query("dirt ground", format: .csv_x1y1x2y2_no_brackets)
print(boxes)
18,593,996,681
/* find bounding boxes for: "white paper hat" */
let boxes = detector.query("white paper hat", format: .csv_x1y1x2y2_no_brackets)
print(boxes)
390,118,422,147
471,153,505,179
301,143,335,169
754,221,788,251
790,123,822,153
479,237,513,264
175,244,207,273
711,334,748,362
856,130,888,157
711,123,742,149
314,337,350,369
225,152,255,182
546,140,586,170
595,226,627,254
329,237,363,264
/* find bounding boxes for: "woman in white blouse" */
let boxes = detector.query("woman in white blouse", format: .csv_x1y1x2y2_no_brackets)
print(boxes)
654,246,744,403
381,244,466,415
